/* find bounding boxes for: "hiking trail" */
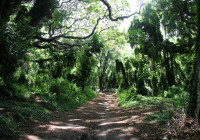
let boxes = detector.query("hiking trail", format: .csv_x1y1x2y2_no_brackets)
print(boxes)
21,92,161,140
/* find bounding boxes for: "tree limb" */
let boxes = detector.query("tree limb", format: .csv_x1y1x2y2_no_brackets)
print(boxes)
100,0,143,21
31,58,55,63
161,42,194,54
35,17,104,42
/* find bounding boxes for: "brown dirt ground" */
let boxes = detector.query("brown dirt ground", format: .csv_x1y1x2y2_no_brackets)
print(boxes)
19,92,162,140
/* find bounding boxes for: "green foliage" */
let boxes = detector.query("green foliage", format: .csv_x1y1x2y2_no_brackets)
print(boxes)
162,86,189,109
0,98,50,122
162,86,187,98
136,77,148,95
145,110,171,124
0,98,49,137
40,78,97,111
14,103,50,122
0,115,19,138
30,0,58,26
117,86,189,110
84,86,98,100
0,11,32,96
17,72,28,84
0,25,26,85
0,0,198,136
76,49,97,88
118,94,169,109
91,33,104,53
49,78,68,96
12,84,31,99
117,87,136,102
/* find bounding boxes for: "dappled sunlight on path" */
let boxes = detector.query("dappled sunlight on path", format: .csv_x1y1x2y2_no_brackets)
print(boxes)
21,92,160,140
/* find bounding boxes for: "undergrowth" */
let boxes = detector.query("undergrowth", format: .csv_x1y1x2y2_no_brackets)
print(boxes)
0,115,19,138
0,78,97,138
117,86,200,139
117,87,170,109
38,78,97,111
145,110,171,124
117,86,189,109
0,97,50,138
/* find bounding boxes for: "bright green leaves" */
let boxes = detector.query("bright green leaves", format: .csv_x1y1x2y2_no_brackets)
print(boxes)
128,3,163,62
85,2,100,14
76,48,97,88
91,33,104,53
53,9,61,26
53,9,68,27
128,27,146,47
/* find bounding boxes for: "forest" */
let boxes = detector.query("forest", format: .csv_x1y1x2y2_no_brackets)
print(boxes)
0,0,200,139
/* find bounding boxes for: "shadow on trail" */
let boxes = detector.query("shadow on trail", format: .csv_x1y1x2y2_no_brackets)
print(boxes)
21,92,161,140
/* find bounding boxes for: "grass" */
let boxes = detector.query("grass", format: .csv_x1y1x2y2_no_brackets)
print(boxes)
0,80,97,138
0,97,50,138
117,86,190,133
118,94,172,109
38,85,97,111
117,86,189,110
0,98,51,121
38,78,97,111
145,110,171,124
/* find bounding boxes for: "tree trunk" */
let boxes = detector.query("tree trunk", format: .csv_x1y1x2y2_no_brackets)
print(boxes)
120,61,129,89
134,70,137,86
164,51,174,87
0,0,3,22
188,0,200,122
99,74,103,91
170,54,175,85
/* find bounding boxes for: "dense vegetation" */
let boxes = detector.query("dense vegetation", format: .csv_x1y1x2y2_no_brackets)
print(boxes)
0,0,200,139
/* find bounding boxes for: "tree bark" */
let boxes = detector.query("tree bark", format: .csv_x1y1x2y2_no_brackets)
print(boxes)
99,73,103,91
164,51,174,87
188,0,200,122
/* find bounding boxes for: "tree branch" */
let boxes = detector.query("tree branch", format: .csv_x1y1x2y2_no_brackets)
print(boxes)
100,0,143,21
161,42,194,54
35,17,104,42
31,58,55,63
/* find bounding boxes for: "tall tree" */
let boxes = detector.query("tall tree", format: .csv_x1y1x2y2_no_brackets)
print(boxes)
188,0,200,122
146,0,200,121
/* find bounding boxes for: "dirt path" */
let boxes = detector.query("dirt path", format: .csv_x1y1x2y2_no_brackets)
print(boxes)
20,92,161,140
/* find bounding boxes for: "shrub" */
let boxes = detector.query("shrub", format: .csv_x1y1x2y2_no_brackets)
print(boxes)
0,115,19,138
47,78,97,111
117,87,136,103
12,84,31,99
162,86,189,109
163,86,185,98
172,91,189,109
49,79,63,95
145,110,171,124
137,78,148,95
83,86,97,100
14,103,50,122
18,72,28,84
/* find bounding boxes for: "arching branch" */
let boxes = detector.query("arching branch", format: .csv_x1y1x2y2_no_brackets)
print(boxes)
161,42,194,54
35,16,104,42
33,40,88,50
34,0,143,48
31,58,55,63
100,0,143,21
